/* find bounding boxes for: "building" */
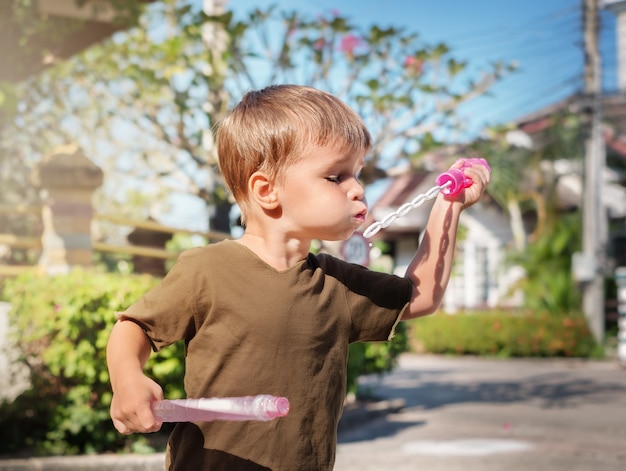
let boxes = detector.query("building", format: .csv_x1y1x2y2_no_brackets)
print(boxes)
0,0,149,83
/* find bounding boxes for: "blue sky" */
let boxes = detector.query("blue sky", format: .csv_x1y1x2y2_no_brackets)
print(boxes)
231,0,618,134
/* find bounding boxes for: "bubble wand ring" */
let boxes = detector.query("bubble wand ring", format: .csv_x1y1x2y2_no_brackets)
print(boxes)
363,158,490,239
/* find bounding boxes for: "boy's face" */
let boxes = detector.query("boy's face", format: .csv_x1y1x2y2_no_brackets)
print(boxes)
275,144,368,241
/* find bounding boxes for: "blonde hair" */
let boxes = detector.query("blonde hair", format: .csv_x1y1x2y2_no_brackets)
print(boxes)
216,85,371,223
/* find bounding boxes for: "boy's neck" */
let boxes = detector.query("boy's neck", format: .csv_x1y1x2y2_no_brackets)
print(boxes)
236,230,311,271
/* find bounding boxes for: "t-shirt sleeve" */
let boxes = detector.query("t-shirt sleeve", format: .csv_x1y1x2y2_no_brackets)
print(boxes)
116,248,206,351
317,254,413,343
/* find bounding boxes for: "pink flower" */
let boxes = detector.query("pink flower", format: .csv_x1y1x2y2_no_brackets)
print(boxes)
404,56,423,74
339,34,362,56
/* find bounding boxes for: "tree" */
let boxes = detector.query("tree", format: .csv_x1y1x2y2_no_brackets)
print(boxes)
468,110,587,252
470,111,592,315
2,0,514,234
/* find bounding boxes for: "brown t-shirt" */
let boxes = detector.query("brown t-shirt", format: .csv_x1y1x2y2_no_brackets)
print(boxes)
120,240,412,470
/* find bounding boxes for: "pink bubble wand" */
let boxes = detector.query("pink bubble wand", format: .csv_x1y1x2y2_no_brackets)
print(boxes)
363,158,490,238
152,394,290,423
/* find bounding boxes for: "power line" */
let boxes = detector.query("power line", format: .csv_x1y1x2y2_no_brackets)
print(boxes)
250,0,612,129
444,14,581,49
473,73,583,124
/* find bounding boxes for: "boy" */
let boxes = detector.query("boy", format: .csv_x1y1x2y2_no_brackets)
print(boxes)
106,84,490,470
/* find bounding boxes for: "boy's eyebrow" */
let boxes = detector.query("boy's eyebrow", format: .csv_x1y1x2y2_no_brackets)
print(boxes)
339,149,365,164
326,157,364,172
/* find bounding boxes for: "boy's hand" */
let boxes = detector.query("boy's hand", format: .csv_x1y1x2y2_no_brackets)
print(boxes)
446,158,491,209
110,372,164,435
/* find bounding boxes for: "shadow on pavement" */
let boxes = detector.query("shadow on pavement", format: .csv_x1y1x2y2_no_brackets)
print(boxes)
338,419,427,444
379,371,626,410
337,358,626,444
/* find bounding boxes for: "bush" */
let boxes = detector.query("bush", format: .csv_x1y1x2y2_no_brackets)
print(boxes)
0,269,185,456
409,309,599,358
347,321,408,395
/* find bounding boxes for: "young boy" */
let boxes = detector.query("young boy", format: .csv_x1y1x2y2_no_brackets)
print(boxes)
106,84,490,470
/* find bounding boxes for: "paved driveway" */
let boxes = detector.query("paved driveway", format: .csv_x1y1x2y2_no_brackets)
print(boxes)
334,354,626,471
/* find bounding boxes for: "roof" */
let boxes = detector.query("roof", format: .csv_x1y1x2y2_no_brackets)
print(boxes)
1,0,150,82
516,92,626,162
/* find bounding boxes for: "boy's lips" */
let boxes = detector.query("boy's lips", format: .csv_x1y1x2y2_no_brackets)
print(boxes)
354,208,367,221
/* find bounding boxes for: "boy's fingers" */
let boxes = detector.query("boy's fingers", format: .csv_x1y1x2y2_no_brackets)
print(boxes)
112,418,131,435
466,165,490,186
138,405,163,432
112,412,161,435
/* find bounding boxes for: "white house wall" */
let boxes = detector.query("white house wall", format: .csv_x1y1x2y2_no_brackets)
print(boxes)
388,199,517,311
393,229,507,312
392,237,420,277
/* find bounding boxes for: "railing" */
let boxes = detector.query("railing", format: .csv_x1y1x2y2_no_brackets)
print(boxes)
93,213,230,260
0,204,230,278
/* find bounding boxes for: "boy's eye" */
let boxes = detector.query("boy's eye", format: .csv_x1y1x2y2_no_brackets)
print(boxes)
325,176,341,183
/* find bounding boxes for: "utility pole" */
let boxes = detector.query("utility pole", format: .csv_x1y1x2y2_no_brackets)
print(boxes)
581,0,606,344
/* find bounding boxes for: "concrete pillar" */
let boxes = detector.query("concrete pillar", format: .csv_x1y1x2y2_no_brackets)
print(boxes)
32,144,103,275
127,219,173,277
0,302,29,401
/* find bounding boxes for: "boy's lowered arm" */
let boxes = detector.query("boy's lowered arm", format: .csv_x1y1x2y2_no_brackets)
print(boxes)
107,319,164,434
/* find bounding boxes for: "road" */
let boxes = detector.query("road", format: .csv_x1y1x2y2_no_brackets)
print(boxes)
334,354,626,471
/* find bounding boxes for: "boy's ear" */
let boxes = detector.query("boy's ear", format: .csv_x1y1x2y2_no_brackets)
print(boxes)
248,171,279,210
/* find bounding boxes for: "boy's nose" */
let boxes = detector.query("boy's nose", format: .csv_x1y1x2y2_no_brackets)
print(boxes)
349,179,365,201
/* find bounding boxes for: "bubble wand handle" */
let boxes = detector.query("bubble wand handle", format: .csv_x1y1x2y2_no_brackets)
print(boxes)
435,158,490,196
363,158,490,238
152,395,290,423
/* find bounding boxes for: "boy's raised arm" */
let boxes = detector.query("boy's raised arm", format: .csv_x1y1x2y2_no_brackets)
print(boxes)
106,319,164,435
401,160,490,320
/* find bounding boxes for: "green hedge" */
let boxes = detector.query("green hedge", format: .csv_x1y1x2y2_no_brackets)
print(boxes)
347,321,408,395
0,269,185,456
409,310,599,358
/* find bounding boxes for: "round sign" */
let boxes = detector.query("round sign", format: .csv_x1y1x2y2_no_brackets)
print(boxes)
341,233,370,266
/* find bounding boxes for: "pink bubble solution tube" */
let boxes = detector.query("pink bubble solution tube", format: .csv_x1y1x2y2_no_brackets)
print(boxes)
152,394,290,423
